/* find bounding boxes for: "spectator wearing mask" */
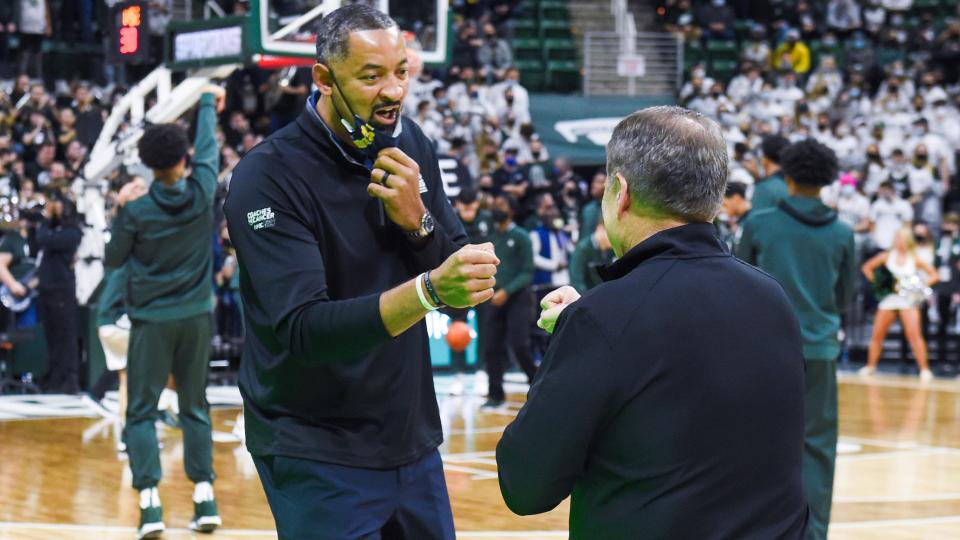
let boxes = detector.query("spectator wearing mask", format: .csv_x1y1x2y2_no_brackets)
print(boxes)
918,72,947,105
477,23,512,84
826,0,862,38
570,221,614,294
737,140,856,540
875,75,912,114
17,112,55,164
741,24,772,67
72,83,104,149
492,68,530,117
791,1,822,41
663,0,700,40
25,141,55,185
862,144,886,197
482,193,535,409
56,107,78,156
530,193,573,292
753,135,790,211
934,214,960,353
493,147,528,202
36,193,83,394
446,190,495,396
805,56,843,100
773,30,812,75
831,122,861,170
697,0,736,41
19,83,56,125
523,140,552,199
907,145,943,234
862,0,886,36
822,174,871,236
147,0,173,68
690,82,735,121
906,118,953,186
869,181,914,250
727,63,764,106
885,149,911,200
866,122,900,161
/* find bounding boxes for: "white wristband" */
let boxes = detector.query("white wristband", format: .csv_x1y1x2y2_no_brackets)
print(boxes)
416,273,438,311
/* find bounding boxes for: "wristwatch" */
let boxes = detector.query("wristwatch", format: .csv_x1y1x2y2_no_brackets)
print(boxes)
406,210,435,240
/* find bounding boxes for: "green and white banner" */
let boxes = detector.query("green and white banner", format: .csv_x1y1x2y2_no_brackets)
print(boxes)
530,94,675,166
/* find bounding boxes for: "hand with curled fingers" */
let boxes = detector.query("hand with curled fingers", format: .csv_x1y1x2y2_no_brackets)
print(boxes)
367,147,427,231
429,243,500,308
537,286,581,334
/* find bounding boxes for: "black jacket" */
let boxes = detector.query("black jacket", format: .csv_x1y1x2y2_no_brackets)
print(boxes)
224,100,467,468
497,223,808,539
36,221,82,292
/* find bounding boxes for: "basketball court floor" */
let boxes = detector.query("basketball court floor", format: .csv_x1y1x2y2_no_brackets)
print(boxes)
2,372,960,539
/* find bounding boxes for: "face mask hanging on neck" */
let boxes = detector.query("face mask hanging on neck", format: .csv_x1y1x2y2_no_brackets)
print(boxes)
326,68,401,166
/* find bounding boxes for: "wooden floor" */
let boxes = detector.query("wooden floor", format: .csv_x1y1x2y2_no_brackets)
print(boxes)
2,372,960,539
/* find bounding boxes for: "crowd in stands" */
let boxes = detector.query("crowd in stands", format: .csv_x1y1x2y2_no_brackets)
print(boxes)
659,0,960,368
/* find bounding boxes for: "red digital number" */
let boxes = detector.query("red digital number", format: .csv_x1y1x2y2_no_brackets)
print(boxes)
119,26,139,54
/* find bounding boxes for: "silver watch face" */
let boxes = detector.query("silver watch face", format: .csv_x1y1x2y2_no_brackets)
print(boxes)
422,211,435,234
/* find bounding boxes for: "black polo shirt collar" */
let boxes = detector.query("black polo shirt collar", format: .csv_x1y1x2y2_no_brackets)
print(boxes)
598,222,727,282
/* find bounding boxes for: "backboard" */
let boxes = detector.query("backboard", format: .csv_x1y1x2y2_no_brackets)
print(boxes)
251,0,450,66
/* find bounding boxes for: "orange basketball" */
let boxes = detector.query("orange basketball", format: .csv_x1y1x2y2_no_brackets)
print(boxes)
446,321,472,352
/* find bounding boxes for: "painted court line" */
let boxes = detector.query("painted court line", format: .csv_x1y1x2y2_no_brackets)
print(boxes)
835,493,960,503
838,374,960,393
832,514,960,529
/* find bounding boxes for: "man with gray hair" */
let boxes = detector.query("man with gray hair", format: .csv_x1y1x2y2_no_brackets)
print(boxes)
496,106,808,538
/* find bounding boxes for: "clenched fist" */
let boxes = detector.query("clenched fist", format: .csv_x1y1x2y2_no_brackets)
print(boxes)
430,243,500,308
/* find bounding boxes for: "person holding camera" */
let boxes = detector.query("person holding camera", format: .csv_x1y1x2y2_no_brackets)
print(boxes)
35,192,82,394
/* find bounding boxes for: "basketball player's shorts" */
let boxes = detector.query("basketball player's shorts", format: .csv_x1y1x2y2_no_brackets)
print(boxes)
98,316,131,371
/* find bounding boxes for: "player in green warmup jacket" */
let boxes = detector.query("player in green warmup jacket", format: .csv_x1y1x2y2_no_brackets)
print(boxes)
104,87,225,540
736,139,857,540
752,135,790,211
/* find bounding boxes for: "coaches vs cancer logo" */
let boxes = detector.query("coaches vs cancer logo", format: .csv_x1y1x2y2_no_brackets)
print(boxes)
247,207,276,230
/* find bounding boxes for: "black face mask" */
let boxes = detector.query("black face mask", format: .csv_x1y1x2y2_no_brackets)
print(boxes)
868,153,881,161
491,209,510,223
326,68,400,164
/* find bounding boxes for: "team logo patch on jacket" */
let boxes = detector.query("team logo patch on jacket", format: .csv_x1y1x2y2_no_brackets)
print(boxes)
247,207,276,230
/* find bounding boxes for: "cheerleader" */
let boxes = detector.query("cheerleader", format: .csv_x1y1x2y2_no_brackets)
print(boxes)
860,227,939,380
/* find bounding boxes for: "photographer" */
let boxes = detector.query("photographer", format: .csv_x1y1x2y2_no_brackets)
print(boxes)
35,192,82,394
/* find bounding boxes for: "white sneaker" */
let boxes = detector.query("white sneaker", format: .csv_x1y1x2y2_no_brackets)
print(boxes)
920,369,934,382
857,366,876,377
473,371,489,397
448,374,465,396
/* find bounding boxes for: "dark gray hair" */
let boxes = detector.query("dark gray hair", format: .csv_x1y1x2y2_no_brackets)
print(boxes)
315,4,398,65
606,106,728,222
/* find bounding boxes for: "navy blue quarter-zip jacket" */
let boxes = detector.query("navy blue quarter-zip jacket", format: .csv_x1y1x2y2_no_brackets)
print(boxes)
224,96,467,468
497,223,808,539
